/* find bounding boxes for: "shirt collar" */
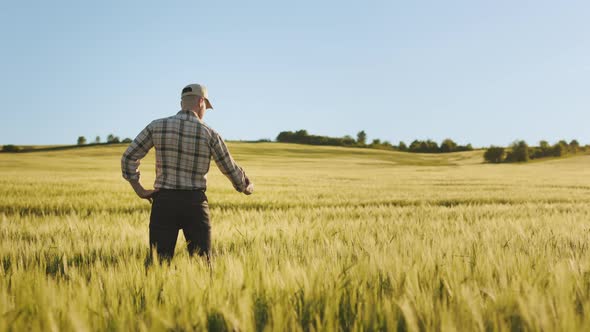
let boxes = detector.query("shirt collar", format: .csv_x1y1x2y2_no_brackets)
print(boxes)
176,110,202,122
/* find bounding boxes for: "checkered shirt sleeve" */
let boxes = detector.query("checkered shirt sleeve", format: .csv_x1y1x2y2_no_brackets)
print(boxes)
210,130,248,192
121,124,154,181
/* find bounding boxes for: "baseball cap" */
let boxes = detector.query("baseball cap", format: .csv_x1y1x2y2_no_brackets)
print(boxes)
181,84,213,109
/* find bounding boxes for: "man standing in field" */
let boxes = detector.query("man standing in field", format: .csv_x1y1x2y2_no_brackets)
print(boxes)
121,83,253,262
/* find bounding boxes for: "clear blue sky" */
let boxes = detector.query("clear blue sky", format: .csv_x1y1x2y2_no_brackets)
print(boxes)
1,0,588,147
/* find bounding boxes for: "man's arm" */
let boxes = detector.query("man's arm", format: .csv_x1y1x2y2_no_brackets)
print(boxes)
121,124,158,201
210,131,253,195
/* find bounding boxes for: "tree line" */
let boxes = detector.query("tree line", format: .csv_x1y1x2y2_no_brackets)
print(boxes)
484,139,586,163
76,134,132,145
1,134,133,152
276,130,473,153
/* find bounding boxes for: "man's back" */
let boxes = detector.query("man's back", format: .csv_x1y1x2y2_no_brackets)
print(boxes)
122,110,248,192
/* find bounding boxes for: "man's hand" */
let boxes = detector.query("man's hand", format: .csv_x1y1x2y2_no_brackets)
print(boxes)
136,188,159,203
244,183,254,195
244,177,254,195
129,180,159,203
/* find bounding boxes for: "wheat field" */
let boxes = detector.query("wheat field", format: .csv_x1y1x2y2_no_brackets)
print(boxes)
1,143,589,331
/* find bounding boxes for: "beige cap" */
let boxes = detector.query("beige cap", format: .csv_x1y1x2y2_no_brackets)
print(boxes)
181,84,213,109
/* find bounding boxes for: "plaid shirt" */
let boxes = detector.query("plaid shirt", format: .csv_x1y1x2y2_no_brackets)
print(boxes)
121,110,248,191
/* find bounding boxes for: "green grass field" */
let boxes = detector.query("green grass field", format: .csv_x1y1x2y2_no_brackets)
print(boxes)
1,143,589,331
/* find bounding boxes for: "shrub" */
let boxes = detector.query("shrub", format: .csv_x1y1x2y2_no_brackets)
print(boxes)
2,145,21,152
409,139,439,153
537,140,551,158
342,135,356,146
505,140,529,162
483,146,505,163
398,141,408,151
460,144,474,151
569,139,580,153
552,142,567,157
356,131,367,145
107,134,120,144
440,139,457,153
530,147,544,159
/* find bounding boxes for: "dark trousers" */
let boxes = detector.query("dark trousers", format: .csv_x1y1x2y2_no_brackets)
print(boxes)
149,189,210,262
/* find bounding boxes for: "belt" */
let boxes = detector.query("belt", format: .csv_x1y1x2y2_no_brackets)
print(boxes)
154,189,207,201
157,188,205,192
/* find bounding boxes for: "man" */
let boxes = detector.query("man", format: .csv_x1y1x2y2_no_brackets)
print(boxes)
121,83,253,262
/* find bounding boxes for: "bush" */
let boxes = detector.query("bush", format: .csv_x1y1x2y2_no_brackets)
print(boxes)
569,139,580,153
2,145,21,152
460,144,474,151
483,146,505,163
107,134,120,144
440,139,457,153
505,140,529,162
409,139,439,153
122,138,133,143
531,140,552,159
277,130,361,147
398,141,407,151
342,135,356,146
529,147,544,159
356,131,367,145
77,136,87,145
552,142,567,157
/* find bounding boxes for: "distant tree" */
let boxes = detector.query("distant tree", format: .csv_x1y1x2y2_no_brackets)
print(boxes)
505,140,529,162
409,139,434,153
276,131,294,142
122,138,133,143
107,134,120,144
530,140,549,159
420,141,429,152
382,140,392,148
342,135,356,146
77,136,87,145
424,140,439,153
409,140,420,152
356,131,367,145
569,139,580,153
552,142,567,157
483,146,505,163
2,144,21,152
398,141,408,151
440,138,457,153
276,130,356,147
539,140,550,156
95,136,101,144
294,129,308,139
371,139,381,146
558,140,568,150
